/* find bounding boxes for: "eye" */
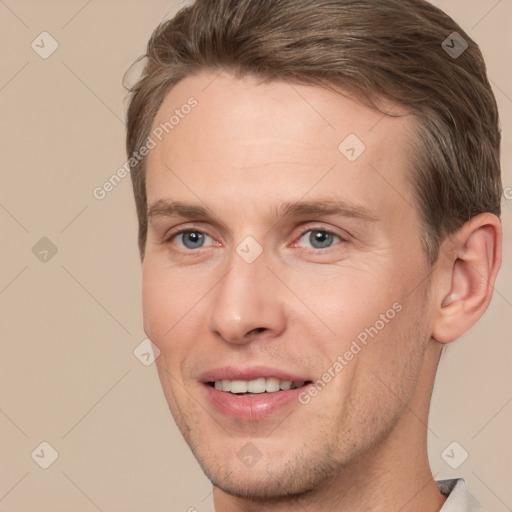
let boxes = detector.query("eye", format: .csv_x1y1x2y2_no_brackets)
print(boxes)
297,229,342,250
172,230,213,250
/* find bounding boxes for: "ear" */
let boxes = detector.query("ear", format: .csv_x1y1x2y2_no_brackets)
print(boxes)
432,213,502,344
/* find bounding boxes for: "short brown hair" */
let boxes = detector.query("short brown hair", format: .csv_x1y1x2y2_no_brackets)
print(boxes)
125,0,502,261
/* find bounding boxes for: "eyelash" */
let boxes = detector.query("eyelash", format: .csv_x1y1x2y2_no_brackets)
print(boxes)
165,226,345,252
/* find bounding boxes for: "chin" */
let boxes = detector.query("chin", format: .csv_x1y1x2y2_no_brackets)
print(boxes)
191,443,340,501
209,467,318,500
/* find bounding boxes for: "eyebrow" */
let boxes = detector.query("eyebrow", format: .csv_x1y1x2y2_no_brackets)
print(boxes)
274,199,378,222
146,198,378,224
147,200,214,224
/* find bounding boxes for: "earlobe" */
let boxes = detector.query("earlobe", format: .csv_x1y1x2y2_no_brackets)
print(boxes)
432,213,502,344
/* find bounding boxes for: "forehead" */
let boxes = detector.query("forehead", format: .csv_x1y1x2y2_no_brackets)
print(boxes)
145,72,417,220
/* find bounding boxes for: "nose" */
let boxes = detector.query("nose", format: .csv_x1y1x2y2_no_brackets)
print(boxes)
207,251,287,345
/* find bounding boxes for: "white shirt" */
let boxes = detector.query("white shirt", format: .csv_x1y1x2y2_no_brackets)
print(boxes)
437,479,484,511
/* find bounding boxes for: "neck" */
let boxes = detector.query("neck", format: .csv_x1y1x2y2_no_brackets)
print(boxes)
213,340,446,512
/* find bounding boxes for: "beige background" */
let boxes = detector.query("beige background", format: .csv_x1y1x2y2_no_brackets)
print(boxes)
1,0,511,510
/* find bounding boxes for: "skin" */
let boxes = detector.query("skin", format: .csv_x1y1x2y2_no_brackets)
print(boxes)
141,72,501,511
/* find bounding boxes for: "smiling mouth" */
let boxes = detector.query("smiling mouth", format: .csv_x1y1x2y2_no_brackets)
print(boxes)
208,378,312,395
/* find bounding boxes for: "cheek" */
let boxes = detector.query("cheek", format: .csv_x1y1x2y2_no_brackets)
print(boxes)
141,262,184,344
141,268,165,341
288,264,399,343
142,261,214,362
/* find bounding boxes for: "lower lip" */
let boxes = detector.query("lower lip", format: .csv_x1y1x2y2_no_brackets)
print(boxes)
202,383,308,421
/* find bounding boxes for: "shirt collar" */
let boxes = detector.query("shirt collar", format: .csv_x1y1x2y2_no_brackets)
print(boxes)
437,478,484,512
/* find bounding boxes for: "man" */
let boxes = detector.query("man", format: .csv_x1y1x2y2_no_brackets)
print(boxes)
125,0,502,510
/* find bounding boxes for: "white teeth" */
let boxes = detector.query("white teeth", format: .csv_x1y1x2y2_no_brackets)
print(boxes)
279,380,292,390
230,380,247,393
212,378,307,394
265,378,280,393
247,378,266,393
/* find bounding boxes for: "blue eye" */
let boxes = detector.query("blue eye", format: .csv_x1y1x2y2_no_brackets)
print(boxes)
174,230,212,249
299,229,341,249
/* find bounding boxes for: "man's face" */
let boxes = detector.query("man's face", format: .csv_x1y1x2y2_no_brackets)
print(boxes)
142,72,437,498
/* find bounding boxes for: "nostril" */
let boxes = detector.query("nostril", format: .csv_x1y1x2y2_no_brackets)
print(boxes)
247,327,266,336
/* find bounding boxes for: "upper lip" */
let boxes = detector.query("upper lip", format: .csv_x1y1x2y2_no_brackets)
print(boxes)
199,365,311,383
